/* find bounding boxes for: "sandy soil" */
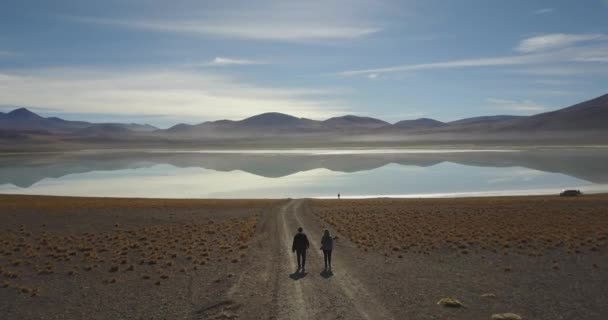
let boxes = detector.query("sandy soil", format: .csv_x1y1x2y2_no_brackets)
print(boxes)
310,195,608,320
1,194,607,319
0,195,279,319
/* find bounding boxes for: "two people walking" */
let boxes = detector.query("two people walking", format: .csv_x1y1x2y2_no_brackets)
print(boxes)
291,227,335,273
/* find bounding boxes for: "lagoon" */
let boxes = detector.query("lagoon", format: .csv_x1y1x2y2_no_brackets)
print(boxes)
1,148,607,198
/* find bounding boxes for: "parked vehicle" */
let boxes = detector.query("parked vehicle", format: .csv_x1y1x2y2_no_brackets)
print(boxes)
560,189,582,197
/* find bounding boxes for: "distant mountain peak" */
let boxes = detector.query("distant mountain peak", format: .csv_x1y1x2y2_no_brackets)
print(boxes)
239,112,308,126
7,107,42,119
393,118,444,129
243,112,298,120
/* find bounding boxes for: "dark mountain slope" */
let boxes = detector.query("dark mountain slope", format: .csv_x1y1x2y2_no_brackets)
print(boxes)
323,115,390,129
448,115,524,126
393,118,445,129
498,93,608,131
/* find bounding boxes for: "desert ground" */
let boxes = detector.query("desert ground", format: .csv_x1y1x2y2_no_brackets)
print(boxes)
1,194,607,319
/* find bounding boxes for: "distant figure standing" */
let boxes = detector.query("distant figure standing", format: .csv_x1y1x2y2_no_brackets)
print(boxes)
338,193,341,199
320,229,334,271
292,227,310,272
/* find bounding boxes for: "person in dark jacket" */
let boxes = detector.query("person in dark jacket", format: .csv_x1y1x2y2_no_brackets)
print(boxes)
320,229,334,271
292,227,310,272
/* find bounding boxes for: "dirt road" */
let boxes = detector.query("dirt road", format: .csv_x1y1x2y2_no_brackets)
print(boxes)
223,199,392,320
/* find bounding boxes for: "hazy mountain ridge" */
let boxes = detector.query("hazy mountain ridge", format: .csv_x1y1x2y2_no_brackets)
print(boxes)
1,93,607,147
0,108,159,134
323,115,390,129
167,113,389,134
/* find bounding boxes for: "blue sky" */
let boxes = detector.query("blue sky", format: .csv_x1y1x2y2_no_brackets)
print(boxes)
1,0,607,127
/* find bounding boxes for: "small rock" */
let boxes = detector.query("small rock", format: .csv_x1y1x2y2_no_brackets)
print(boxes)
491,313,523,320
481,293,496,298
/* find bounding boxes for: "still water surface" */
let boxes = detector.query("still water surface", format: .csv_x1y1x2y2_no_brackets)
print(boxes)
1,148,607,198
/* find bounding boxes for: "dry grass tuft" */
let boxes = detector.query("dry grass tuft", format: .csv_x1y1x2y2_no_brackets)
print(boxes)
437,297,463,308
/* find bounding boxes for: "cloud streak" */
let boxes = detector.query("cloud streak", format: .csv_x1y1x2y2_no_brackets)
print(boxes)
515,33,606,53
339,53,551,76
65,0,389,43
486,98,547,112
74,16,380,41
0,68,352,124
62,0,396,42
533,8,554,15
207,57,266,66
339,34,608,76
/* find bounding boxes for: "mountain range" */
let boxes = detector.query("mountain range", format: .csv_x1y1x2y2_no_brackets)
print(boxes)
1,93,607,149
0,108,158,134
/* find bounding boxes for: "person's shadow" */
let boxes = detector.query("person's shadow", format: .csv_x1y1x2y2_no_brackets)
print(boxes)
289,271,308,281
320,270,333,279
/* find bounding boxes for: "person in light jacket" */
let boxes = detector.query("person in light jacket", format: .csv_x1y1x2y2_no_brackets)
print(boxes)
320,229,334,271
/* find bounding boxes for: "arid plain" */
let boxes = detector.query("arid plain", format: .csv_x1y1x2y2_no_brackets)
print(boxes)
1,194,607,319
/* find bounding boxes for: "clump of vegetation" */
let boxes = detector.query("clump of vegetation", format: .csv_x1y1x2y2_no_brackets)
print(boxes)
437,297,463,308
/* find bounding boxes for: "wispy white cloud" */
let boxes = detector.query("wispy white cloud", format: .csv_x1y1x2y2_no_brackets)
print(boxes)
486,98,547,112
339,35,608,76
533,8,554,15
515,33,605,53
207,57,266,66
74,16,380,41
66,1,386,42
0,68,352,123
569,44,608,62
339,53,551,76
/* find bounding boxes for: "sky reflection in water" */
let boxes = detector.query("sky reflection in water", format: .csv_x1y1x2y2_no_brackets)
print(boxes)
1,149,606,198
